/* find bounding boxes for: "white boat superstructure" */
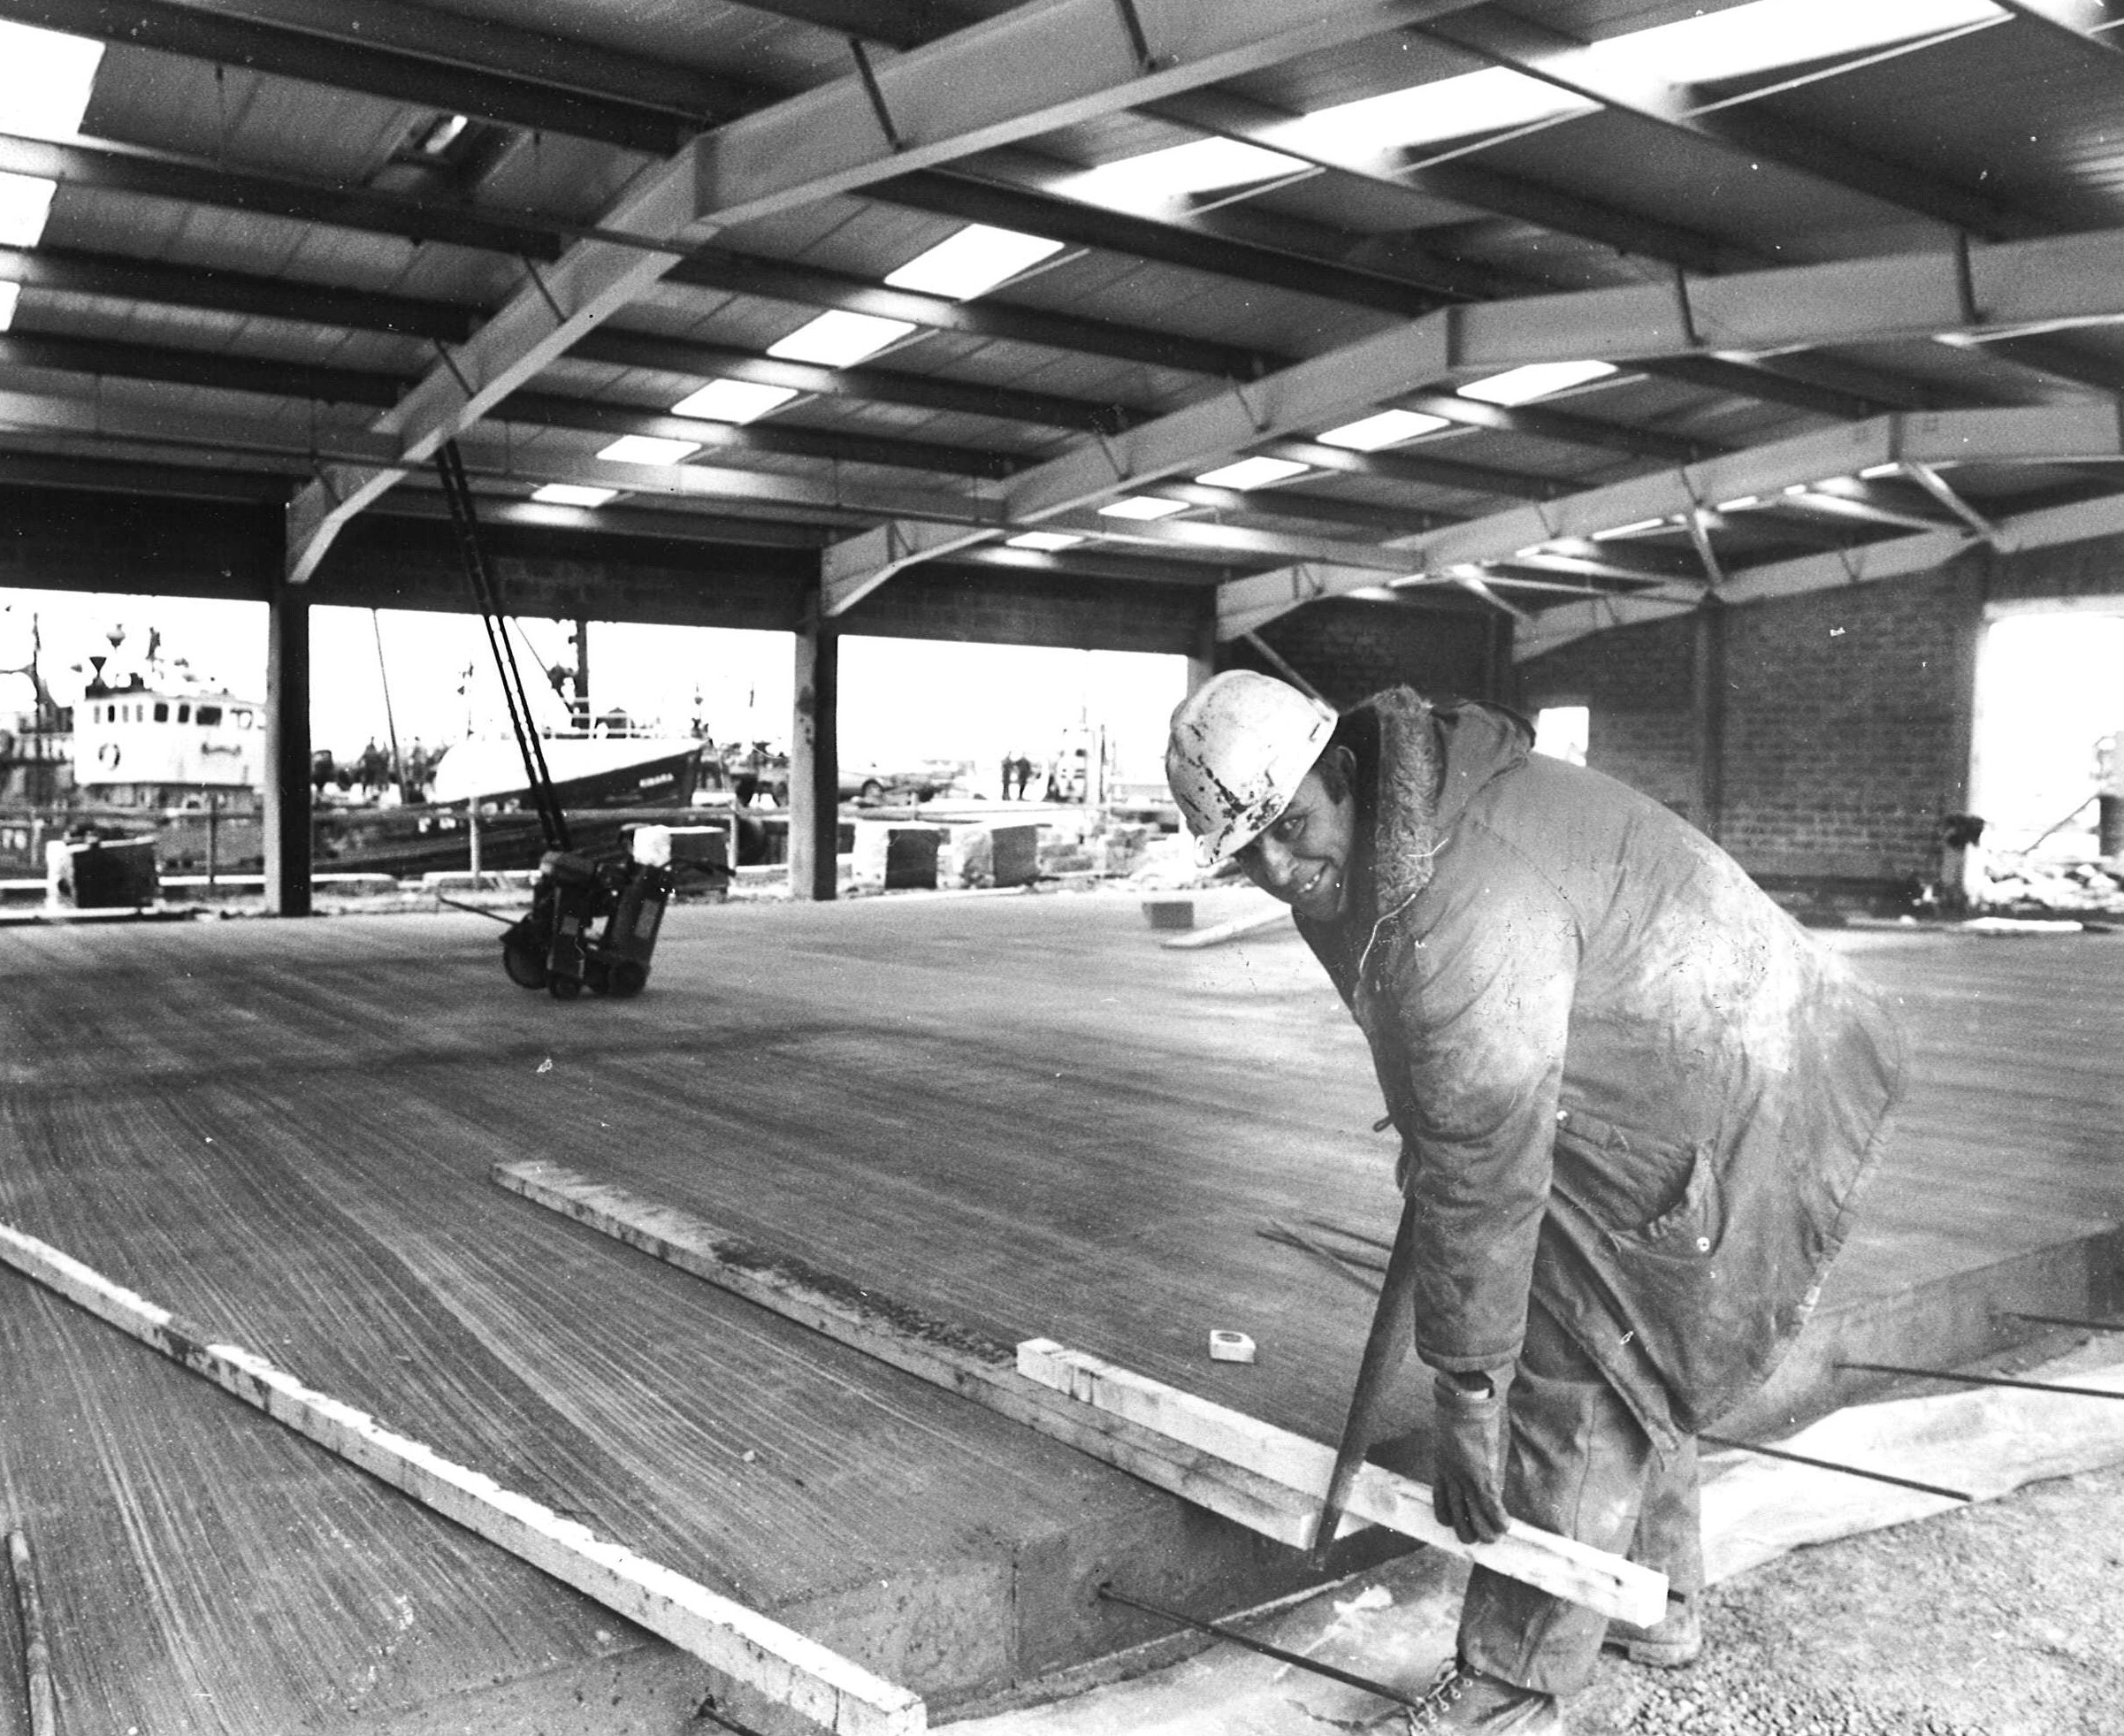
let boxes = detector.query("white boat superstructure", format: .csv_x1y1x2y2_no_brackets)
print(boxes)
73,683,264,808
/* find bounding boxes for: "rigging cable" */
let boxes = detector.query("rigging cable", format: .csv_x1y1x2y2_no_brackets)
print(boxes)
434,441,571,853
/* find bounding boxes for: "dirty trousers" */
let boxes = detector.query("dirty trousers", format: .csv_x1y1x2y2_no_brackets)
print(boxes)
1456,1304,1703,1697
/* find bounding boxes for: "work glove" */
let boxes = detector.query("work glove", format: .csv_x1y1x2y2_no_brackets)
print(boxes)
1432,1369,1511,1546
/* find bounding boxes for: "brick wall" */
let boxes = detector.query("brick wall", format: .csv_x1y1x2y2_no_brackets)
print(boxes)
1516,611,1700,817
1517,556,1989,886
1717,567,1978,880
1234,596,1507,710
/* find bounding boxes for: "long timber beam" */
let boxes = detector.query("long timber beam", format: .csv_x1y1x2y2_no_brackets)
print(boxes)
490,1161,1662,1625
0,1217,927,1736
1019,1341,1665,1625
282,0,1488,583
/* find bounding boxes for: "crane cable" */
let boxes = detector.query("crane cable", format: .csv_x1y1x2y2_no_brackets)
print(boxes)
433,441,571,853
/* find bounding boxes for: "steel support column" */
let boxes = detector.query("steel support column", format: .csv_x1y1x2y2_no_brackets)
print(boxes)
263,566,312,917
1692,594,1727,842
788,599,840,902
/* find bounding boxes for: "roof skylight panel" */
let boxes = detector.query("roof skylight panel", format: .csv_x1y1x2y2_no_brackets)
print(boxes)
1005,531,1085,550
669,380,799,424
1096,496,1190,520
768,310,917,367
0,22,103,140
597,436,701,466
1195,456,1310,490
0,173,56,249
1048,136,1310,217
1459,361,1617,406
531,485,619,508
1317,409,1451,451
884,226,1065,300
1275,67,1594,164
0,24,102,255
0,281,18,333
1608,0,2006,87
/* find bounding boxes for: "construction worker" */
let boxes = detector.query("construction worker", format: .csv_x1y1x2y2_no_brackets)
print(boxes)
1165,671,1906,1732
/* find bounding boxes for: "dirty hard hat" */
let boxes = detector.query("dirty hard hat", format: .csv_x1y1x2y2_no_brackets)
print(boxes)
1165,670,1338,864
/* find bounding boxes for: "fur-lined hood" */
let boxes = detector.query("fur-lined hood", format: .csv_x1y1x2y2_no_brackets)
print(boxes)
1354,687,1533,929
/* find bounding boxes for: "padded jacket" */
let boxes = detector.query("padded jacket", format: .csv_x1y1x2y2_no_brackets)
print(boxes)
1295,689,1906,1447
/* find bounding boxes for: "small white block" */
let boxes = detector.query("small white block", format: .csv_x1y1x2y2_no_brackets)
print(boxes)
1209,1329,1257,1364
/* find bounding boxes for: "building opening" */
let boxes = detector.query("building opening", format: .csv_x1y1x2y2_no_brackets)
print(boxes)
1970,604,2124,860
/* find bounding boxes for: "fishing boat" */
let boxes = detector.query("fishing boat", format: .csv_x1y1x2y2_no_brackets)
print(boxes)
425,732,706,810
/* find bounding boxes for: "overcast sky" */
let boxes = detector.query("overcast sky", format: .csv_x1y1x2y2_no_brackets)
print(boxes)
0,589,1189,786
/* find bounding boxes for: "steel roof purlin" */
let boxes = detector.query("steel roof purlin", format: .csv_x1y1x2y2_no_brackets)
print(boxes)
279,0,1493,584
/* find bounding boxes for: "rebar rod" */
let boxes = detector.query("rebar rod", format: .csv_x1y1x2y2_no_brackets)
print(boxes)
1839,1362,2124,1401
2000,1311,2124,1335
1097,1583,1425,1710
1699,1434,1973,1503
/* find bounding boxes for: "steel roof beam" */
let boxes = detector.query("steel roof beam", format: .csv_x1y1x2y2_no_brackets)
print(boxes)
286,0,1474,582
569,329,1137,433
0,381,1005,529
0,328,1035,478
1144,87,1741,277
0,0,743,154
1991,0,2124,60
872,167,1498,310
1421,10,2040,241
0,130,564,259
0,231,1265,388
1389,390,1719,464
1217,404,2124,635
661,249,1274,378
823,223,2124,611
1517,484,2124,660
0,241,477,343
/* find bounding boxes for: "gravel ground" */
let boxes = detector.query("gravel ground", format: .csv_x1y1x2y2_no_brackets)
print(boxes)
1569,1461,2124,1735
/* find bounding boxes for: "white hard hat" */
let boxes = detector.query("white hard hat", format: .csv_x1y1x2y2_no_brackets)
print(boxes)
1165,670,1338,865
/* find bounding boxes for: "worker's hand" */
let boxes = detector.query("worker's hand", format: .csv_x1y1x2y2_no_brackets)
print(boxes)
1431,1370,1510,1546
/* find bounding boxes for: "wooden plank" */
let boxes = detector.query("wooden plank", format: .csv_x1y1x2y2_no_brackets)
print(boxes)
493,1159,1343,1549
0,1218,926,1736
1017,1339,1668,1628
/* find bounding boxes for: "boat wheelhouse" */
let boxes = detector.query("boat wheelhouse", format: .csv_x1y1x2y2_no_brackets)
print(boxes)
73,680,264,810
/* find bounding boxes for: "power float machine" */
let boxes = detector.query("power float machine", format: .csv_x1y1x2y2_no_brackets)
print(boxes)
436,441,674,1000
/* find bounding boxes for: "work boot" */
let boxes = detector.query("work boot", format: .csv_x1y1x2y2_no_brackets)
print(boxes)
1395,1657,1566,1732
1603,1598,1701,1668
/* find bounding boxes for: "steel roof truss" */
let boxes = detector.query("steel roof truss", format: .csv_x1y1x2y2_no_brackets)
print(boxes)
825,225,2124,613
1217,404,2124,634
284,0,1478,582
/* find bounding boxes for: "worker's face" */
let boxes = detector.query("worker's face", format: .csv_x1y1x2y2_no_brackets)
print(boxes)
1233,759,1355,922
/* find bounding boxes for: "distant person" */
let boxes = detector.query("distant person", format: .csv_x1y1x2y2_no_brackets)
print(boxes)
1000,752,1018,800
1014,754,1034,799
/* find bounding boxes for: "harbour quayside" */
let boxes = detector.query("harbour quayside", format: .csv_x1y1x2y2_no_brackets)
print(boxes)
0,622,741,887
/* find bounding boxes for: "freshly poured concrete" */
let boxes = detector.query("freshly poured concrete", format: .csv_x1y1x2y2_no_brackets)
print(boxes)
0,893,2116,1731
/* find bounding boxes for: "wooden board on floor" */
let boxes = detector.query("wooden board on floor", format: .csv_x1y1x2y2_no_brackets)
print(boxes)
0,1218,926,1736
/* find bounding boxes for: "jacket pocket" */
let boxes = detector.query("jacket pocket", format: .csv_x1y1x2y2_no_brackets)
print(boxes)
1617,1141,1722,1258
1550,1108,1711,1246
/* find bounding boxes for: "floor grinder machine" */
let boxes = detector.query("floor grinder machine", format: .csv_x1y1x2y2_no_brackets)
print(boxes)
500,851,675,999
436,440,676,1001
